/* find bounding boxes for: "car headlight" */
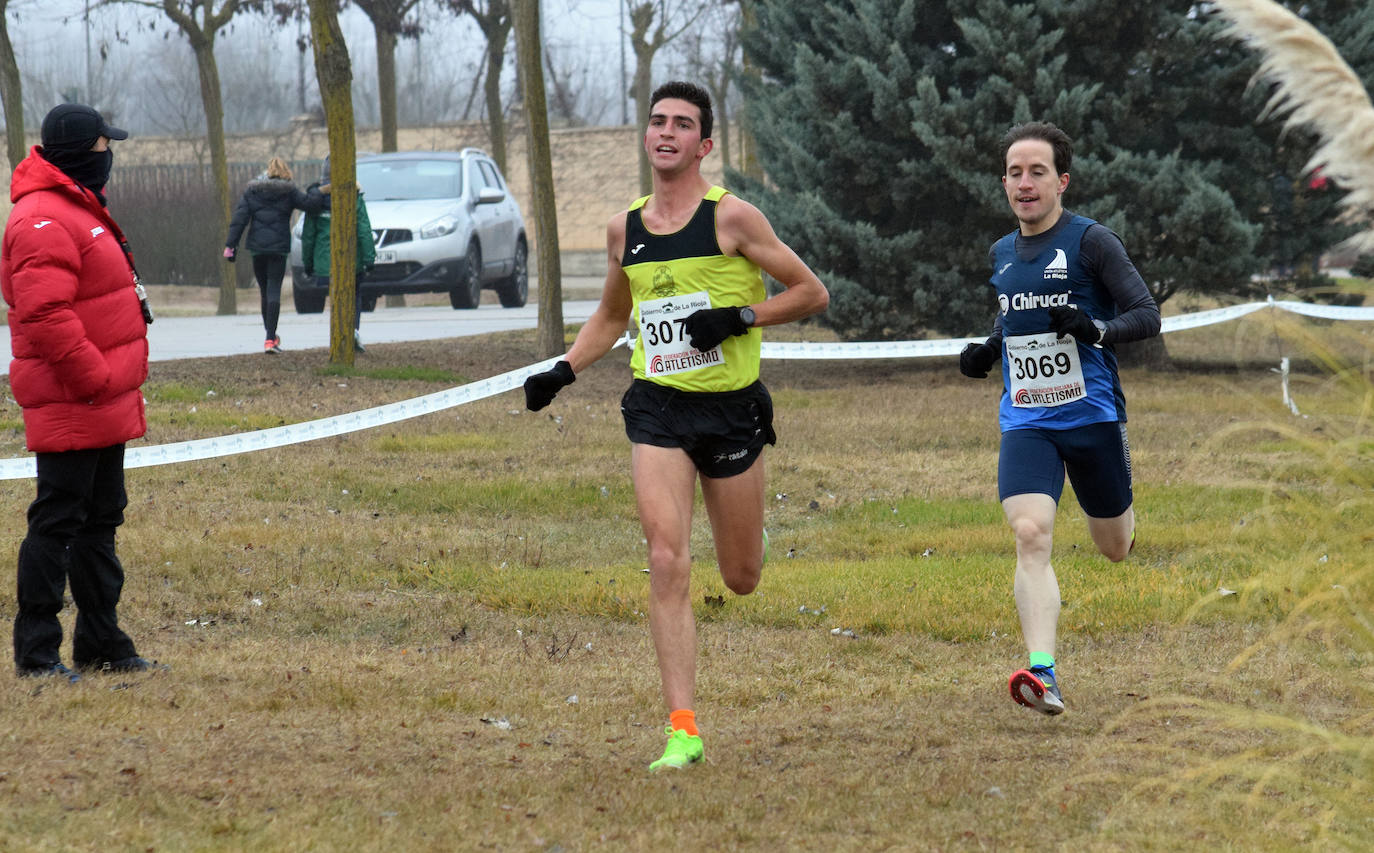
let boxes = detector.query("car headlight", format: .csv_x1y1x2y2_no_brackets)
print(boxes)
420,214,460,239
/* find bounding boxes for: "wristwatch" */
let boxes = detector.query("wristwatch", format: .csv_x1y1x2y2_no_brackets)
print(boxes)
739,306,756,328
1092,318,1107,343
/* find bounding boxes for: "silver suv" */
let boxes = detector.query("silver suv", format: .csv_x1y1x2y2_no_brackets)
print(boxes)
290,149,528,312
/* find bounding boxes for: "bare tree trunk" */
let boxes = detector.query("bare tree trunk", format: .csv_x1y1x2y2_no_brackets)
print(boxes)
629,4,656,196
626,1,706,194
484,34,509,172
0,1,26,172
512,0,563,359
453,0,513,173
376,27,398,153
702,70,732,172
308,0,359,365
360,2,417,310
296,2,308,113
376,28,406,307
717,104,730,172
356,0,418,152
189,37,238,315
101,1,255,311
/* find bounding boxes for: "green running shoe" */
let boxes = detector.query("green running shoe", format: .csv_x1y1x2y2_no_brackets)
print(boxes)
648,726,704,771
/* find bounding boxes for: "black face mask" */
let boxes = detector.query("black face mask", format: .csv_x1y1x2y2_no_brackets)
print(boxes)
42,146,114,195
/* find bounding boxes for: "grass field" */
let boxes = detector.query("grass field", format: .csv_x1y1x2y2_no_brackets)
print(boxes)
0,301,1370,851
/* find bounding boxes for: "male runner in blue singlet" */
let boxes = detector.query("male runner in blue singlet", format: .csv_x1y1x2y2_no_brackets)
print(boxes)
523,82,829,768
959,122,1161,715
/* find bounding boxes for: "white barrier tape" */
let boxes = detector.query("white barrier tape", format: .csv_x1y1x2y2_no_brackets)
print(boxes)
1268,297,1374,321
0,302,1368,480
122,352,566,470
1160,302,1268,332
0,352,564,481
762,337,983,359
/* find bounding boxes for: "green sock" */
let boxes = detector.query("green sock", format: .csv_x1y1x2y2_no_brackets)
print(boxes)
1029,652,1056,670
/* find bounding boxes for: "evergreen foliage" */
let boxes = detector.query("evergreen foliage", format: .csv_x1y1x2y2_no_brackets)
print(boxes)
735,0,1374,339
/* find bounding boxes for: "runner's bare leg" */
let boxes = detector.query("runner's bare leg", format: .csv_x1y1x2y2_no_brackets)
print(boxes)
701,454,767,594
1004,492,1059,659
633,443,701,712
1087,506,1134,561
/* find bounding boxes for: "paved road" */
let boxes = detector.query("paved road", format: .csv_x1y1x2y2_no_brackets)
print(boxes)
0,299,599,374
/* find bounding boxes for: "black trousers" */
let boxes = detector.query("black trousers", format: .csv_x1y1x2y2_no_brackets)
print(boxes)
253,252,287,339
14,444,137,670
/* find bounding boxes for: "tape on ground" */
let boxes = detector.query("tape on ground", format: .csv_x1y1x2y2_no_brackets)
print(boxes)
0,301,1369,480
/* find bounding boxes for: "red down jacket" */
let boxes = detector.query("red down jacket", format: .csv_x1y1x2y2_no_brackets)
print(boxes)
2,147,147,453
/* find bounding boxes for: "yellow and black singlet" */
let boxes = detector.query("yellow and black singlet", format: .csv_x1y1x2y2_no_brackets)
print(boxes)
624,185,766,392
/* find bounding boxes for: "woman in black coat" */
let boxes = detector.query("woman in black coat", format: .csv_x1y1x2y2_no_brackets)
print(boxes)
224,157,326,352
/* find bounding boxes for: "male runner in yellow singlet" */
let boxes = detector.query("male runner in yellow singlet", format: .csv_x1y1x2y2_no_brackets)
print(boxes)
524,81,829,771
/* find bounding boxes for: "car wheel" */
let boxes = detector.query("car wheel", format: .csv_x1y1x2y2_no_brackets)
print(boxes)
360,294,378,312
292,287,326,314
450,242,482,309
496,240,528,308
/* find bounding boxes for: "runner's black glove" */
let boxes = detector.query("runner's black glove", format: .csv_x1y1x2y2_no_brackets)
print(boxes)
959,342,999,379
683,307,749,352
523,360,575,411
1047,306,1103,344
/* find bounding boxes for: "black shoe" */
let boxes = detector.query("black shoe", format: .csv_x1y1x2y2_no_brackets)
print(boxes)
17,662,80,682
353,331,366,352
80,656,168,673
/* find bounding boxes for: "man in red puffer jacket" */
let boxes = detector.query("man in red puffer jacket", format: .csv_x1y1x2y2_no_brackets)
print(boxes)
2,103,159,680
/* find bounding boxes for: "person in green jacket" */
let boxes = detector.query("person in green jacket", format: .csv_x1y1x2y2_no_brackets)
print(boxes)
300,163,377,351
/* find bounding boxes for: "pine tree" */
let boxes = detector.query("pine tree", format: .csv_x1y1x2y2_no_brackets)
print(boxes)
736,0,1373,339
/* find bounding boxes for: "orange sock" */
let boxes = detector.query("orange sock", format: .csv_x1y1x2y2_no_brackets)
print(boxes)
669,708,698,736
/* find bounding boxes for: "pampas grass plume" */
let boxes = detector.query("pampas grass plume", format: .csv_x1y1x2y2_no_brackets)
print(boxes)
1212,0,1374,249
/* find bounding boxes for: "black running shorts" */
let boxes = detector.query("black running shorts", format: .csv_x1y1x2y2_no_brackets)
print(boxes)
620,378,776,479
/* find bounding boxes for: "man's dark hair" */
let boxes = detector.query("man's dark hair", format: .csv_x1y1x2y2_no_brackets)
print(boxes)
649,81,713,140
1000,121,1072,175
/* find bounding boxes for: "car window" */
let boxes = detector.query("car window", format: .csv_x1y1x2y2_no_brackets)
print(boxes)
478,160,503,190
357,160,464,200
468,160,490,197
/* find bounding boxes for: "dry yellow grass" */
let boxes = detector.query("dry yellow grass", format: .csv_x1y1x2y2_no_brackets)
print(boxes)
0,306,1369,850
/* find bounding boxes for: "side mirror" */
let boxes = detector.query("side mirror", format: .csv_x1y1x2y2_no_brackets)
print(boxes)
476,187,505,205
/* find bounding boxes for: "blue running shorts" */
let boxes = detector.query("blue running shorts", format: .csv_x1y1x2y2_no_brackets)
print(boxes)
997,421,1133,518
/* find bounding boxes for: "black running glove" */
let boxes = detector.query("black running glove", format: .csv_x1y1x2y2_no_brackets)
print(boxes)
523,360,575,411
1047,306,1103,344
959,341,999,379
683,307,749,352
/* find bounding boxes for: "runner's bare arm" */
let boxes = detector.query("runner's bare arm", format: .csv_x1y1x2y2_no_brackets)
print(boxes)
565,212,635,374
717,195,829,326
